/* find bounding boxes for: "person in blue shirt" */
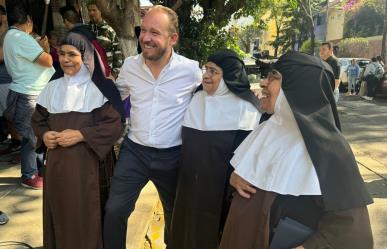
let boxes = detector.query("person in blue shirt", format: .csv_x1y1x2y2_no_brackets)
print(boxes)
346,59,360,95
3,3,54,189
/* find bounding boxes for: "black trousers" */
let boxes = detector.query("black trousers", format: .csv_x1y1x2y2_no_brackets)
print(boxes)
104,137,180,249
365,74,379,97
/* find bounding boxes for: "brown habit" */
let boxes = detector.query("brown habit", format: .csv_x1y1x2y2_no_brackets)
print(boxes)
32,103,122,249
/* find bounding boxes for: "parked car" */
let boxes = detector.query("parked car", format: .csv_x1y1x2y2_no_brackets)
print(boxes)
338,58,370,92
376,72,387,96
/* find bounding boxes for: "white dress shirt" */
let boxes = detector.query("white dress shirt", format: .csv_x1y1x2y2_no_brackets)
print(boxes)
116,52,202,148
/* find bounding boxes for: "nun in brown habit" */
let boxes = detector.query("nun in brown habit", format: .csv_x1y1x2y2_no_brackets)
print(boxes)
31,27,124,249
169,50,262,249
219,51,373,249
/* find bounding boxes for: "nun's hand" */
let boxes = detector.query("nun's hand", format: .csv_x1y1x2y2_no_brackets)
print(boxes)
56,129,84,147
43,131,59,149
230,172,256,199
293,246,305,249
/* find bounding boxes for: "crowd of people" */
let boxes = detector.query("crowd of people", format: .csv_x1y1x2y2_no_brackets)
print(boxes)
0,1,377,249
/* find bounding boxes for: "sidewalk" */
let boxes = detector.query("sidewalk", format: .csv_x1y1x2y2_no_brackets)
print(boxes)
0,156,159,249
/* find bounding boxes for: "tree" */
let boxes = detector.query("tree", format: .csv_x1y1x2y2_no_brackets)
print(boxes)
296,0,317,54
171,0,267,62
267,0,287,57
95,0,140,58
343,0,384,38
382,0,387,62
237,22,265,53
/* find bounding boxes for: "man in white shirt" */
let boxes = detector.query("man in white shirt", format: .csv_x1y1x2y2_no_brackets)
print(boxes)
104,5,202,249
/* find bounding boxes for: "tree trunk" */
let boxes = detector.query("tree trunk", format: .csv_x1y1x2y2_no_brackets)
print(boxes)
96,0,140,58
310,24,315,55
119,37,138,59
381,0,387,64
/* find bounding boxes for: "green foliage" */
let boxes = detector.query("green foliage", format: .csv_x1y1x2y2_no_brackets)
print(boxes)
300,39,321,54
237,22,266,53
152,0,264,62
343,0,385,38
337,37,369,57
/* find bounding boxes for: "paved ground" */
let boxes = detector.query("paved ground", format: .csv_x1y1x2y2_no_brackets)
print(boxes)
0,93,386,249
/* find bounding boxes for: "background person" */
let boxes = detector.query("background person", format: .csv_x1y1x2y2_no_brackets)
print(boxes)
31,29,124,249
169,50,261,249
346,59,360,95
362,57,385,101
87,0,123,78
319,42,340,102
3,3,54,189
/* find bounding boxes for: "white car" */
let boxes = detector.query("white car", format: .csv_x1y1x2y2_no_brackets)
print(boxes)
338,58,370,89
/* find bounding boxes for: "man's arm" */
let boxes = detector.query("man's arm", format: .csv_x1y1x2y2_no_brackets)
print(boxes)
35,36,52,68
35,52,53,68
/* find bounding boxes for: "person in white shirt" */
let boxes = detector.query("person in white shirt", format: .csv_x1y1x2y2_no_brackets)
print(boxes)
103,5,202,249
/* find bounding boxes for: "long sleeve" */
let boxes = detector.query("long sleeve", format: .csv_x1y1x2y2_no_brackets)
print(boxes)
80,103,123,160
32,104,50,139
31,104,51,151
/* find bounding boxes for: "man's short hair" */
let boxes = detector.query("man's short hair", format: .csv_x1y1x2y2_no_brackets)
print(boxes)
148,5,179,34
7,3,29,26
86,0,97,7
321,42,333,49
60,5,81,24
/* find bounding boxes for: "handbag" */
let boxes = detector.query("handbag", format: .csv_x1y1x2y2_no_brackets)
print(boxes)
358,80,367,96
269,217,314,249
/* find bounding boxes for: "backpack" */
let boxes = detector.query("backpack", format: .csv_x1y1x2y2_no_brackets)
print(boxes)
375,63,384,79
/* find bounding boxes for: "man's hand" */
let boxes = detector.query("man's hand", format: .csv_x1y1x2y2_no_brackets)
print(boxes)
56,129,84,147
38,36,50,53
43,131,60,149
230,172,256,198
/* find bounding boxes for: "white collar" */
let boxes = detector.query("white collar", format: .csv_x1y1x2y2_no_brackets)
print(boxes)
183,78,261,131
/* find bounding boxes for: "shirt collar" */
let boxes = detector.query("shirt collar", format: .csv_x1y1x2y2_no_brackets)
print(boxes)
140,49,177,71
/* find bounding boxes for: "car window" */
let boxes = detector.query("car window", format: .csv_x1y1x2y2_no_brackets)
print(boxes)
339,59,349,67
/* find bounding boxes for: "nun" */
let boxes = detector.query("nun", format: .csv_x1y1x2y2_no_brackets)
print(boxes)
169,50,261,249
31,27,124,249
219,51,373,249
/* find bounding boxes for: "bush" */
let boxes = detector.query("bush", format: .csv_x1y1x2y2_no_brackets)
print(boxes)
337,38,370,58
300,40,322,55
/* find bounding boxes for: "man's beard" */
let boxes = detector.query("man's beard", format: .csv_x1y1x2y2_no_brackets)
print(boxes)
141,43,168,61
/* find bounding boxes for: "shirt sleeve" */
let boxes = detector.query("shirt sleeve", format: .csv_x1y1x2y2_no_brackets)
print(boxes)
115,59,130,100
332,60,340,80
191,62,202,93
17,34,44,62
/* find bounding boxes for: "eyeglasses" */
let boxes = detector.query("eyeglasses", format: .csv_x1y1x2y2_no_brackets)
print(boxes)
202,67,221,77
266,69,282,82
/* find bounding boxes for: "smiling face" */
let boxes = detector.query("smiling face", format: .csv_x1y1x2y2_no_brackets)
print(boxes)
202,62,223,95
259,70,282,114
59,44,83,76
139,10,178,62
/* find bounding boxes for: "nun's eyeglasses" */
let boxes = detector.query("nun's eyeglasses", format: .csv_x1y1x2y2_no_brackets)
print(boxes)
267,69,282,82
202,67,220,77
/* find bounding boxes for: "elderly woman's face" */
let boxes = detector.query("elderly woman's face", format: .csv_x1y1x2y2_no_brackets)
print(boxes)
59,45,83,76
259,70,282,114
202,62,223,95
